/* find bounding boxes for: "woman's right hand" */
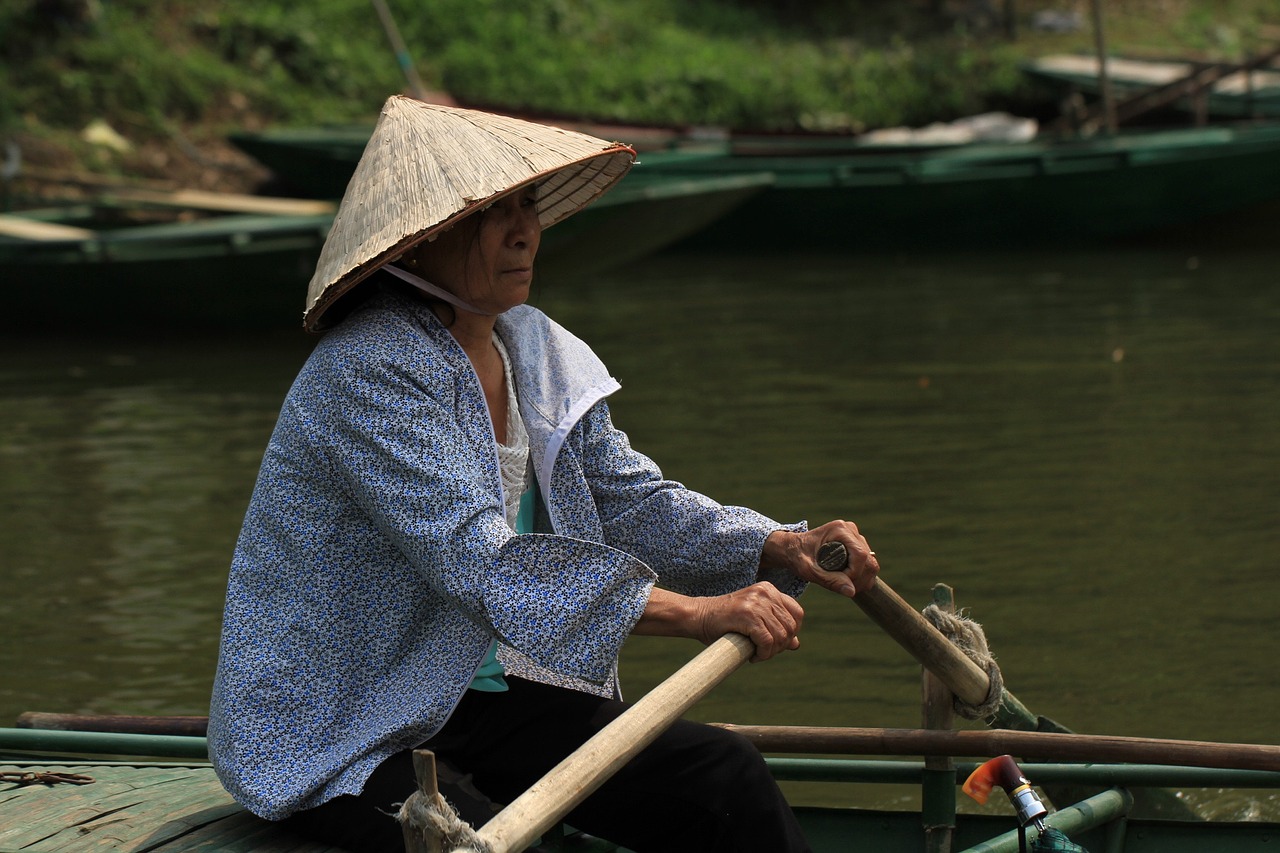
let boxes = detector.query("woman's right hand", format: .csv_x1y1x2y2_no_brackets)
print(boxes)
635,584,804,662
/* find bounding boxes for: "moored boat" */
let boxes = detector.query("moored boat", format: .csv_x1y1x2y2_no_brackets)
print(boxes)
0,167,770,331
1024,54,1280,120
232,120,1280,251
535,168,773,281
637,121,1280,249
0,192,336,332
227,123,727,200
228,124,385,200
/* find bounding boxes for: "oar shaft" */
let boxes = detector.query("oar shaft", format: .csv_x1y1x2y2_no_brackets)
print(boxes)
819,542,992,707
465,633,755,853
854,580,992,708
16,712,208,737
716,724,1280,773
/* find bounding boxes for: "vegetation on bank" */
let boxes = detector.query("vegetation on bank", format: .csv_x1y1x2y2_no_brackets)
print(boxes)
2,0,1278,189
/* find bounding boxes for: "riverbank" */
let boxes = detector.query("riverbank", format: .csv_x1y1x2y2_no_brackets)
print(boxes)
2,0,1278,195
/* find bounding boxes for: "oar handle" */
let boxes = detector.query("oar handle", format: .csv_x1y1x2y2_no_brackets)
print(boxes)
466,633,756,853
818,542,992,708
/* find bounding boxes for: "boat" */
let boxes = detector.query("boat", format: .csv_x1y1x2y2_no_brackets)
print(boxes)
1024,53,1280,121
5,577,1280,852
235,118,1280,251
0,168,770,331
228,126,772,281
535,166,772,281
0,190,336,332
229,124,383,200
227,122,728,200
634,121,1280,249
5,715,1280,851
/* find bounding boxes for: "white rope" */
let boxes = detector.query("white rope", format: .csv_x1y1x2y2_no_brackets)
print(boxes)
921,604,1005,720
397,790,493,853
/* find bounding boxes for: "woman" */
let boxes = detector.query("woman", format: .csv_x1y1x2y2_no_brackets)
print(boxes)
209,96,880,852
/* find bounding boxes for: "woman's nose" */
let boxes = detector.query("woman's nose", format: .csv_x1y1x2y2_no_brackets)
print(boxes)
508,204,541,248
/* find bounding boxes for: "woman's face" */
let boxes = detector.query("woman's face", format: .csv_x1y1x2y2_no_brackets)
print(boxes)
409,185,542,314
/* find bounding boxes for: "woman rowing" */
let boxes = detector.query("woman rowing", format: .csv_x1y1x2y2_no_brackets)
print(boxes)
208,95,880,853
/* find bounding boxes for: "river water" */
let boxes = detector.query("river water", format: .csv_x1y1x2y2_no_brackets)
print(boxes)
2,243,1277,819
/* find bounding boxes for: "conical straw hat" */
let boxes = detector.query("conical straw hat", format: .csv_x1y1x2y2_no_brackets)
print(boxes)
303,95,636,332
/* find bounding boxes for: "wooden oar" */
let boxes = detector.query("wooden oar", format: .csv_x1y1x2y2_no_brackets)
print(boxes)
462,633,755,853
0,215,95,241
101,187,337,216
819,542,1068,732
714,725,1280,773
15,712,208,737
818,542,1202,818
818,542,995,711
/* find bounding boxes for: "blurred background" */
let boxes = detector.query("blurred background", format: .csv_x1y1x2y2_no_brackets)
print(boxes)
4,0,1280,193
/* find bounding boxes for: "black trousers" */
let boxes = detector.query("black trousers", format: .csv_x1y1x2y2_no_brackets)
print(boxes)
282,676,810,852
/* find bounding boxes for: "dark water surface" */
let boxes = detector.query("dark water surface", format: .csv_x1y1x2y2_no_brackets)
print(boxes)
2,245,1277,816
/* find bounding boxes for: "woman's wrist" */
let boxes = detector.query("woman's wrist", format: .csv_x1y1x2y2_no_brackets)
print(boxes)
759,529,801,571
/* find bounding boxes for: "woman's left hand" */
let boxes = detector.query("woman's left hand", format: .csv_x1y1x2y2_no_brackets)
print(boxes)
762,520,880,599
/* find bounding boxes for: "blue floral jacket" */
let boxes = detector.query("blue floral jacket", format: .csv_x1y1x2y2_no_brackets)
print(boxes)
208,285,804,819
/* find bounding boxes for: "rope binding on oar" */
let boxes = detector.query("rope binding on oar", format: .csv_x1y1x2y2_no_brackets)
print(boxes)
397,789,492,853
922,604,1005,720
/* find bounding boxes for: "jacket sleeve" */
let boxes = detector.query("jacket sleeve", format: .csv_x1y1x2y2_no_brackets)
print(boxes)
572,399,806,598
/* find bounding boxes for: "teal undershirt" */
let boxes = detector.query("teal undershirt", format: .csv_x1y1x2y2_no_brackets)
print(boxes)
467,485,537,692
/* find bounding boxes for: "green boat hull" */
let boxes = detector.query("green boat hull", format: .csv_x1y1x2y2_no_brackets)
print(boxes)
233,122,1280,250
230,125,375,200
0,170,768,332
1023,55,1280,120
0,211,334,332
637,123,1280,249
4,728,1279,853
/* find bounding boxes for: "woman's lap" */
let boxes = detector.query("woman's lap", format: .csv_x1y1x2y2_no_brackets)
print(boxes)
282,677,809,852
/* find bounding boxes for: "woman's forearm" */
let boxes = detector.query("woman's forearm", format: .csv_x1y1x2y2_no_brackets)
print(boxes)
632,587,704,639
631,584,804,662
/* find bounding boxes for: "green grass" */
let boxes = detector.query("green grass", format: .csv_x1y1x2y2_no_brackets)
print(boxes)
2,0,1278,182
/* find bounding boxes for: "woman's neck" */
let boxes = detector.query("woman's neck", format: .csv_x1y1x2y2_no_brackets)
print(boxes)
438,306,507,442
436,305,498,360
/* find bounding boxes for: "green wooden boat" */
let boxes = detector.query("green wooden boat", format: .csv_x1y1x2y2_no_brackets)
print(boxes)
227,121,719,200
0,194,336,332
635,121,1280,249
5,583,1278,851
0,169,769,331
3,725,1279,852
1023,54,1280,120
229,125,381,200
233,121,1280,250
535,167,772,281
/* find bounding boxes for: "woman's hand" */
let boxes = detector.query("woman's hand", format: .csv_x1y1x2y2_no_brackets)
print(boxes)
761,520,880,600
635,583,804,662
